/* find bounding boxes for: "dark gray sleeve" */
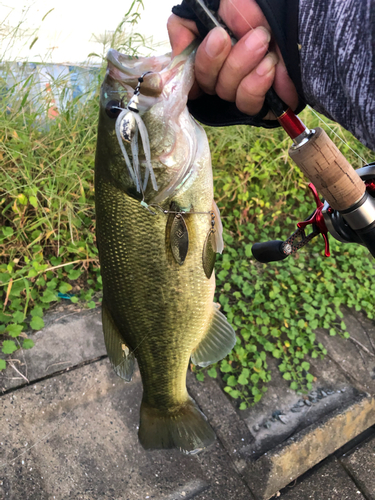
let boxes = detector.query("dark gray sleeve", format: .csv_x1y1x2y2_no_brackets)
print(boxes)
299,0,375,151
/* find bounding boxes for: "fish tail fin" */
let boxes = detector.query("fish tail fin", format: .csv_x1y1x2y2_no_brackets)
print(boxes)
138,397,215,454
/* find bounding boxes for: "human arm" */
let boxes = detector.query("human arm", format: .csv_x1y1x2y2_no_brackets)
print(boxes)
168,0,375,150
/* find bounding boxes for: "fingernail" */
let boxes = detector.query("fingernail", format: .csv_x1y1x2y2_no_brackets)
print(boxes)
245,26,271,51
205,27,228,58
256,53,278,76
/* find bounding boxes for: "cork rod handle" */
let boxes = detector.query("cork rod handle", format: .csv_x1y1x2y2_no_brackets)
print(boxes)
289,127,365,211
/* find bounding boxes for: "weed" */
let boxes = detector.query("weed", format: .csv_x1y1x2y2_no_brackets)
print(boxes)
0,1,145,366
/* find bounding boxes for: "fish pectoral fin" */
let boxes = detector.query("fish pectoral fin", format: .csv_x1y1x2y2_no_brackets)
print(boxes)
191,304,236,368
102,303,135,382
212,200,224,254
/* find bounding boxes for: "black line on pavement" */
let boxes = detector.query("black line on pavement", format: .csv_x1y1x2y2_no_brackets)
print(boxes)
0,355,108,397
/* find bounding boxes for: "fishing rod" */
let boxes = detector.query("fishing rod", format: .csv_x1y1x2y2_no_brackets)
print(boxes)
184,0,375,261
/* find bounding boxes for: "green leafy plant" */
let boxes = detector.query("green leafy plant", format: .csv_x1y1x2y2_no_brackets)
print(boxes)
192,118,375,408
0,0,146,370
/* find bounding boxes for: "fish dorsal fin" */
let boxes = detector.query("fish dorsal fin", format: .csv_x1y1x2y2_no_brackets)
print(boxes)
212,200,224,254
191,304,236,368
102,303,135,382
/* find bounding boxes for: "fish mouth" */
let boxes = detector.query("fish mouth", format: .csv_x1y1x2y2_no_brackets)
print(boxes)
104,41,199,203
106,41,199,97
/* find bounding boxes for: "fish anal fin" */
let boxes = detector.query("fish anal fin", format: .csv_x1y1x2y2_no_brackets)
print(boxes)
102,303,135,382
191,304,236,368
139,397,215,454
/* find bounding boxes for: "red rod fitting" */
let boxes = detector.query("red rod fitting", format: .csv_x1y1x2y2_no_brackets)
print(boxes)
277,108,306,140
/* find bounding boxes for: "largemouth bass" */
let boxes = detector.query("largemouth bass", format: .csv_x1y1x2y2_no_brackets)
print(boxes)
95,43,236,454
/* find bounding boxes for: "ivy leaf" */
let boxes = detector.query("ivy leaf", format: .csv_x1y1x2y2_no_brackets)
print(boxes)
220,360,232,373
12,311,25,323
272,349,282,359
30,316,45,330
227,375,237,387
283,372,292,381
59,282,73,294
254,393,262,403
6,324,23,337
22,339,35,350
238,373,248,385
31,306,44,317
40,290,57,303
2,340,18,354
239,402,247,410
68,269,81,280
264,341,274,352
0,359,6,370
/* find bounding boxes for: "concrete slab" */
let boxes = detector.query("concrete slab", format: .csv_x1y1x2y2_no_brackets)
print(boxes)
315,308,375,395
244,393,375,500
240,356,359,459
280,458,365,500
187,332,375,500
340,434,375,500
1,306,375,500
0,359,254,500
0,307,106,393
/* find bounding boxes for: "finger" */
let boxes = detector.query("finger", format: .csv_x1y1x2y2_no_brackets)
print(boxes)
273,58,299,111
215,26,271,102
189,80,203,100
195,27,232,95
219,0,270,38
235,53,278,115
167,14,199,57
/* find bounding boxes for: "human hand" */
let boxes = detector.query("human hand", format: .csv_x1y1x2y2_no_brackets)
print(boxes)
167,0,298,118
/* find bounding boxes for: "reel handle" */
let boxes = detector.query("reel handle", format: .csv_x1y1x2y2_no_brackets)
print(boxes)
251,240,288,263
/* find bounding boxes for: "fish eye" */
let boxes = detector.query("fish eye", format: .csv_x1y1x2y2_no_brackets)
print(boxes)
105,100,122,119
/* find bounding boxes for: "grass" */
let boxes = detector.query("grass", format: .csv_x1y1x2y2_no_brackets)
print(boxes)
0,22,374,407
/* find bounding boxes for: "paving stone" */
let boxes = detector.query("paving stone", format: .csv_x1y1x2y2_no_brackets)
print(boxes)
241,356,358,460
340,434,375,500
315,308,375,396
280,458,366,500
187,372,254,473
243,393,375,500
2,306,375,500
0,359,254,500
0,307,106,393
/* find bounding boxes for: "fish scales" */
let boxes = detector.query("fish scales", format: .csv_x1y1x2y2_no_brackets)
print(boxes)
95,168,215,408
95,43,236,454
